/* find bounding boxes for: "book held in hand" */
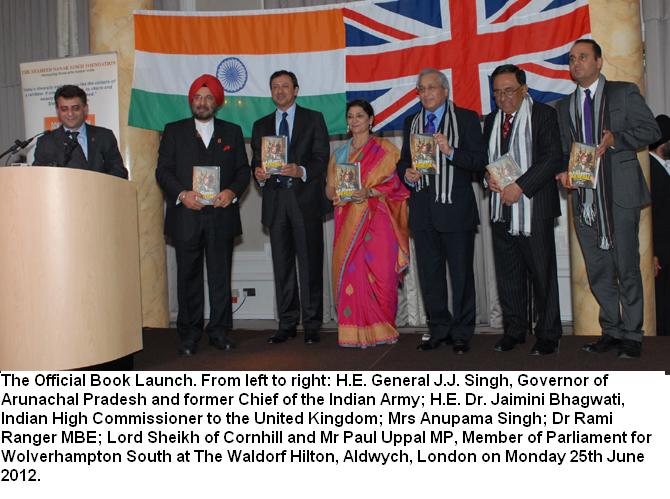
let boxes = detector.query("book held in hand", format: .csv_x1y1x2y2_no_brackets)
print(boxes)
335,162,361,202
262,135,287,175
568,142,600,189
410,133,437,174
486,153,523,189
193,166,220,205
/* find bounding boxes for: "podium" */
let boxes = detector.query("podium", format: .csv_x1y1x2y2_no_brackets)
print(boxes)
0,167,143,370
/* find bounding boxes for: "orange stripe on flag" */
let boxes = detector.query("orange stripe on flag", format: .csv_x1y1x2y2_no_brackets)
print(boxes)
135,11,346,55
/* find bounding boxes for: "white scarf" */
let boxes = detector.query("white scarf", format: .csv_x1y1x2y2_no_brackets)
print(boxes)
488,94,533,236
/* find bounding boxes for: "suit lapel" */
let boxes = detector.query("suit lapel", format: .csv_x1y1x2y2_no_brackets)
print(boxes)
84,125,95,167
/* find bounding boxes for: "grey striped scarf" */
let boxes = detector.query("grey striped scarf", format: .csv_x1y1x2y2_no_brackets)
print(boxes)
410,101,460,204
569,74,613,250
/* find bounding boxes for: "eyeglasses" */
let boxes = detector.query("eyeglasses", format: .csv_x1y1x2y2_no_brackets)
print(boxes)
492,87,522,98
416,85,443,94
193,94,216,102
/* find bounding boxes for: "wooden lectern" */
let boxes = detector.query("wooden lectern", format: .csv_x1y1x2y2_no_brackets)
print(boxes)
0,167,143,370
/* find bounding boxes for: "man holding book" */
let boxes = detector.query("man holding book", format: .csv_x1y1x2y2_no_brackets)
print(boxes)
484,64,563,355
556,39,660,358
251,70,330,345
396,68,487,354
156,74,250,356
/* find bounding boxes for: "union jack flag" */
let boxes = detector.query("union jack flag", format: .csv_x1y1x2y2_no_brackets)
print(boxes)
345,0,591,131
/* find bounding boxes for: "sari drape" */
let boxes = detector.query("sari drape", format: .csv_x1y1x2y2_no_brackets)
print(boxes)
327,137,410,347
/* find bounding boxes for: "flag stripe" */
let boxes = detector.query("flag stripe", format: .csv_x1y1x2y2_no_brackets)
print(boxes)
134,11,345,55
133,50,346,97
128,88,347,137
342,8,417,41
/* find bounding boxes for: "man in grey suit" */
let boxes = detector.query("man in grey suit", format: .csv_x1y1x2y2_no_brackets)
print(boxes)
556,39,661,358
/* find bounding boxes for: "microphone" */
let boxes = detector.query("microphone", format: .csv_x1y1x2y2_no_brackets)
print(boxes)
0,130,49,161
63,132,79,166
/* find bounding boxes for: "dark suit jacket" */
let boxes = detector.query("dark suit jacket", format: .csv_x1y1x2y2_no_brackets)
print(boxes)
483,101,562,220
651,155,670,264
156,117,250,241
33,124,127,179
396,106,487,232
250,105,330,227
556,80,660,209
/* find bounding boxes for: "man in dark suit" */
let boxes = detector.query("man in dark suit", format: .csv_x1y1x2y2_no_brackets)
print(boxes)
397,68,487,354
251,70,330,345
556,39,661,358
649,114,670,336
33,84,127,179
484,64,563,355
156,74,250,356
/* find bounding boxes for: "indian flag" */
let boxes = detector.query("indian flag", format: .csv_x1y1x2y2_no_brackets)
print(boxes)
129,8,347,137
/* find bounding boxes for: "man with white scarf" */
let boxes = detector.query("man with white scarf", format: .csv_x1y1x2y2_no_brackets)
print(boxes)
556,39,660,359
397,68,487,354
484,64,563,355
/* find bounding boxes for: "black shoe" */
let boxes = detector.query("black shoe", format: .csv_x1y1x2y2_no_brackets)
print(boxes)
178,344,197,357
209,336,236,351
529,339,558,356
617,340,641,359
494,335,524,352
452,340,470,355
582,335,620,353
417,336,449,351
304,329,321,344
268,328,297,344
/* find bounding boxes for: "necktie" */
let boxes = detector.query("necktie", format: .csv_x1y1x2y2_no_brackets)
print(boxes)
66,130,79,142
425,113,436,133
277,112,291,186
502,114,512,140
279,112,289,140
583,88,593,144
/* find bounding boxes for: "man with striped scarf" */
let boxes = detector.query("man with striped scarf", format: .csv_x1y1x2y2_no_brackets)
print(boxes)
556,39,661,359
397,68,487,354
484,64,563,356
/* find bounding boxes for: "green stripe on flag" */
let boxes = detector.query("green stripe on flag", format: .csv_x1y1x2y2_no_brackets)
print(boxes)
129,88,347,137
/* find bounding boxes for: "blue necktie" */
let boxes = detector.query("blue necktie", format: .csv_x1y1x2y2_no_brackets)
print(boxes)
278,112,291,186
425,113,436,133
279,111,289,140
583,89,593,144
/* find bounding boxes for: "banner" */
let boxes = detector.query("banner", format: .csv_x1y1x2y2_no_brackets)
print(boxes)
129,0,591,137
20,53,120,163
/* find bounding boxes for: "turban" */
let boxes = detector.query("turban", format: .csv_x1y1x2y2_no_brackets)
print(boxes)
188,74,224,107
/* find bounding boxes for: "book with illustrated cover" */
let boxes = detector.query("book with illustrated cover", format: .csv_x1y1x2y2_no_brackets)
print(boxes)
410,133,437,174
262,135,287,175
568,142,600,189
193,166,220,205
486,153,523,189
335,162,361,202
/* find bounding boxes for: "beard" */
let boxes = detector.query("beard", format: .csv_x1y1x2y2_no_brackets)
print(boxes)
192,104,217,121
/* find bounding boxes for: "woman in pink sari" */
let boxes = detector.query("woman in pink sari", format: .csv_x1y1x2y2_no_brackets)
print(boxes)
326,100,410,348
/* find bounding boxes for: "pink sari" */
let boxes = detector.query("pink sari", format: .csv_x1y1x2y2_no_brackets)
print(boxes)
328,137,410,347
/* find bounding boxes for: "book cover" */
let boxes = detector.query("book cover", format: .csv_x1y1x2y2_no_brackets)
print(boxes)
568,142,600,189
193,166,220,205
410,133,437,175
262,135,287,175
335,162,361,202
486,153,523,189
